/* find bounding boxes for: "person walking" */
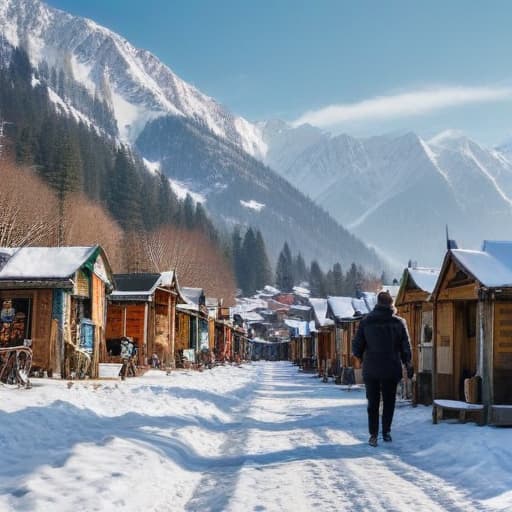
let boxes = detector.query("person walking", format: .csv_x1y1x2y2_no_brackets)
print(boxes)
352,291,413,447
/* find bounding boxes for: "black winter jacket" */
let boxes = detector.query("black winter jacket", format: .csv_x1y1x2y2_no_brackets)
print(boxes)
352,305,412,382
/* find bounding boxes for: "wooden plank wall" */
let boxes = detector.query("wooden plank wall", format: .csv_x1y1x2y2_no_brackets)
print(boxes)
493,302,512,404
435,301,454,398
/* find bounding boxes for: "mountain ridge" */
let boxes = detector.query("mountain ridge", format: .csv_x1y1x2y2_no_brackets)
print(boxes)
0,0,384,273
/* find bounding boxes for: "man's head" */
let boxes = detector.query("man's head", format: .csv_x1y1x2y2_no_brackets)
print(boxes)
377,291,393,309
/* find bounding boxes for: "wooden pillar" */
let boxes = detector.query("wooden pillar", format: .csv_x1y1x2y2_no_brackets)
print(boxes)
481,290,493,419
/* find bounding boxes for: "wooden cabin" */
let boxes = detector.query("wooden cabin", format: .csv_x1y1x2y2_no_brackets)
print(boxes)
431,241,512,425
395,267,439,404
0,245,113,378
326,294,377,384
106,272,181,367
175,287,209,365
285,317,314,370
309,298,335,379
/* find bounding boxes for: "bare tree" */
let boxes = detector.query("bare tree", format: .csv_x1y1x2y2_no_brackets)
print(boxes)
0,159,59,247
134,226,236,305
61,193,124,271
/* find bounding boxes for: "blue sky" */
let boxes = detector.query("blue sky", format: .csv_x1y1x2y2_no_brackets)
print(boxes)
47,0,512,145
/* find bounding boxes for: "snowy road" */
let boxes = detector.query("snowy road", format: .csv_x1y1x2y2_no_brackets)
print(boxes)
1,362,511,511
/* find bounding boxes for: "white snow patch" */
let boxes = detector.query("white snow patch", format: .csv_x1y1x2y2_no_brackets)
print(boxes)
168,178,206,204
46,86,98,131
142,159,161,174
70,55,96,95
109,88,164,143
240,199,265,212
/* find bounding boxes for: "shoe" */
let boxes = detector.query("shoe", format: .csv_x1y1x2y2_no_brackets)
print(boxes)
383,432,392,442
368,436,378,447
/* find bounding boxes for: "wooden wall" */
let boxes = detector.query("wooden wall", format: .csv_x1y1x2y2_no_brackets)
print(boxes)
493,302,512,404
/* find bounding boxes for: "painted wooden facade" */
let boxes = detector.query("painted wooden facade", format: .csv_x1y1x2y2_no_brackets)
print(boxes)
395,267,439,404
0,245,113,378
431,242,512,425
106,272,180,367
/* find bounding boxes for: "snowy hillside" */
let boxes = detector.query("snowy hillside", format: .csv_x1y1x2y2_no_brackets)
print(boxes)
262,122,512,266
0,0,266,157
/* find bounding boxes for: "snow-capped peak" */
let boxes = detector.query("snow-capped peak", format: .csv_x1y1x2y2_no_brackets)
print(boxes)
0,0,267,158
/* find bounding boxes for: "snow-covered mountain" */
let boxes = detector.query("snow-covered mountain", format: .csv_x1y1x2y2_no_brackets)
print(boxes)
261,123,512,266
0,0,266,157
0,0,384,272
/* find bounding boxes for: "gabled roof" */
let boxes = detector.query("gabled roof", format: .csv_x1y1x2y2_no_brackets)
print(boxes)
396,267,440,305
0,245,103,281
432,241,512,298
181,287,204,305
284,318,313,336
309,298,335,327
408,268,440,293
327,293,375,321
113,273,161,293
451,249,512,288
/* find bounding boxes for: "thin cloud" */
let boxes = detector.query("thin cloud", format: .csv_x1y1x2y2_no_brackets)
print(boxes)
293,86,512,128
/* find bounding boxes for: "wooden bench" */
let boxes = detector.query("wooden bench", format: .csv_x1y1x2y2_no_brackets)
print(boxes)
432,399,485,426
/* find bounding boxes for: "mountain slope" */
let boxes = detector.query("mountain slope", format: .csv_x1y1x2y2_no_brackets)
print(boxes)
262,123,512,266
0,0,265,157
0,0,384,272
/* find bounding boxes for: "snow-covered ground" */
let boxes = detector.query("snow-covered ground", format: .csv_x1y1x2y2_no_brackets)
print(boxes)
1,362,511,511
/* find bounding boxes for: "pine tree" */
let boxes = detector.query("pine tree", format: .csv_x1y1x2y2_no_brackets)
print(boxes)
232,227,244,291
241,227,258,295
310,260,327,297
254,230,272,290
275,242,294,292
332,263,344,295
293,252,308,284
183,194,195,229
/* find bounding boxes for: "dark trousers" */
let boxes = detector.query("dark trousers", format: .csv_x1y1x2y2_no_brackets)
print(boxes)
365,378,398,437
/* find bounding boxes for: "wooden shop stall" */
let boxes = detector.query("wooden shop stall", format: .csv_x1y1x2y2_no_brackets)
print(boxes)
106,271,181,368
285,318,314,370
175,287,209,366
309,298,335,379
326,294,376,384
0,245,113,378
431,241,512,425
395,266,439,404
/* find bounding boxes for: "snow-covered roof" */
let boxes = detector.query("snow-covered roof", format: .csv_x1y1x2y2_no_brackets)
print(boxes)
309,298,335,327
451,249,512,288
328,294,375,320
240,311,264,322
293,286,311,298
181,287,204,305
408,268,440,293
327,297,354,319
379,285,400,299
290,304,311,311
0,246,98,280
284,319,311,336
481,241,512,266
159,270,176,288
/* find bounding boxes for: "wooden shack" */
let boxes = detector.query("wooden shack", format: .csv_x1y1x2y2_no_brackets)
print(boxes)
175,287,209,365
308,298,335,379
106,271,181,367
0,245,113,378
285,317,314,370
431,241,512,425
395,267,439,404
326,294,377,384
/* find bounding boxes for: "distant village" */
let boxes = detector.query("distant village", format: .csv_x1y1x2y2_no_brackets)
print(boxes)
1,239,511,427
